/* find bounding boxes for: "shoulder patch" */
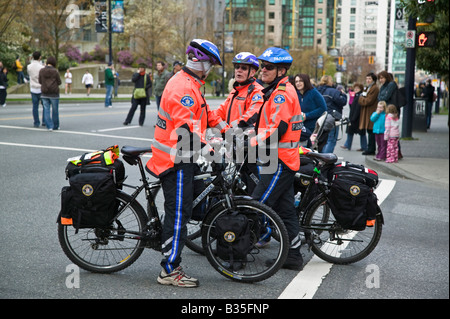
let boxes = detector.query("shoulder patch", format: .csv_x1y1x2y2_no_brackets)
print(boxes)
180,95,195,107
274,94,286,104
252,93,262,102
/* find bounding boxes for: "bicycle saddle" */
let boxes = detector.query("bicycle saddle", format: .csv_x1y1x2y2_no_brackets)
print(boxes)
305,152,338,164
121,145,152,157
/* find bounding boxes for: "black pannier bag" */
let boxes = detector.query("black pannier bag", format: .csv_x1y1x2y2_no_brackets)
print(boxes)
331,161,379,188
215,212,253,270
69,172,117,230
327,162,380,231
58,145,124,232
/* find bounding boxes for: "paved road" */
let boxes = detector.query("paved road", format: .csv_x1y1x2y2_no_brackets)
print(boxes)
1,100,448,305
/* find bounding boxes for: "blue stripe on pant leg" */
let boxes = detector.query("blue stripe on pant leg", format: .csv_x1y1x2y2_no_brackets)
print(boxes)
165,169,183,273
259,163,282,204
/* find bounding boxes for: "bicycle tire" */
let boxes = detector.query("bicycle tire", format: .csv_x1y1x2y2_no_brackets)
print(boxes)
303,194,383,264
202,199,289,283
185,220,204,255
58,191,148,273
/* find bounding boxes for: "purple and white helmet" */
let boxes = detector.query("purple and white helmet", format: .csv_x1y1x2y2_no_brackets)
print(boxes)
232,52,259,70
186,39,222,66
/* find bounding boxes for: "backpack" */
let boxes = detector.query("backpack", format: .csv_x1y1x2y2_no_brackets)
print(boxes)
215,212,253,270
327,162,380,231
58,145,125,232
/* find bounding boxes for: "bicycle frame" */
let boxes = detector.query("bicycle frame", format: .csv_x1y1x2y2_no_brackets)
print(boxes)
117,151,243,245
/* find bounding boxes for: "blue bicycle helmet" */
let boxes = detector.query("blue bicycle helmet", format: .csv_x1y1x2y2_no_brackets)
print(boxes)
186,39,222,66
232,52,259,70
258,47,293,68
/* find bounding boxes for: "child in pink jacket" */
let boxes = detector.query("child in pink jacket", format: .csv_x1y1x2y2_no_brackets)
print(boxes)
384,104,400,163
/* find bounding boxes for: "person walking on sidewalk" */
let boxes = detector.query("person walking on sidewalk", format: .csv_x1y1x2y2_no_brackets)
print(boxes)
421,78,435,129
104,62,115,108
0,66,8,107
123,63,152,126
81,70,94,96
384,104,400,163
15,55,25,84
38,56,61,131
370,101,387,161
64,68,72,95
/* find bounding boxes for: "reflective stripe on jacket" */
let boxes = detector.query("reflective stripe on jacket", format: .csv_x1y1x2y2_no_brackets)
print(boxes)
213,79,264,128
251,77,302,171
146,68,229,177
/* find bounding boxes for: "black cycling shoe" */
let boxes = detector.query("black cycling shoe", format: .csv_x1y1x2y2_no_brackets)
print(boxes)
266,255,304,271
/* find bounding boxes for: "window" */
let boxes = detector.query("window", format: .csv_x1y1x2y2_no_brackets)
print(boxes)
268,25,275,33
269,12,275,19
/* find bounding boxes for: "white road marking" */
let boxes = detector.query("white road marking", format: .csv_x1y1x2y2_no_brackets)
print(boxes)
278,178,396,299
0,142,96,153
0,124,153,142
94,126,140,132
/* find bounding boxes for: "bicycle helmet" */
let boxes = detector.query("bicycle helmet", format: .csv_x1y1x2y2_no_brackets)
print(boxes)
232,52,259,70
186,39,222,66
258,47,293,69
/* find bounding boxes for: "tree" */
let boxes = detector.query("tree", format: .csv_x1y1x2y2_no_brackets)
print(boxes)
400,0,449,81
123,0,184,69
26,0,91,65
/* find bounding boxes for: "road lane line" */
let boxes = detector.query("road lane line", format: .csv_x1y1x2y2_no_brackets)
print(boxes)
0,142,96,153
0,124,153,142
0,141,153,158
95,126,140,132
278,178,396,299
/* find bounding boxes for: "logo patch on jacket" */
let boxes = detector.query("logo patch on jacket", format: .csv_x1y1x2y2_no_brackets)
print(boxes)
180,95,195,107
252,94,262,102
274,94,286,104
156,116,166,129
292,122,304,131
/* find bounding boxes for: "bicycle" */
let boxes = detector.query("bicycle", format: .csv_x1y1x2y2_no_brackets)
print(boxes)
294,149,384,264
58,145,290,283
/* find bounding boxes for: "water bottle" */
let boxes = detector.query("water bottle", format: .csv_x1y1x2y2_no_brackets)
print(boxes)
294,192,302,208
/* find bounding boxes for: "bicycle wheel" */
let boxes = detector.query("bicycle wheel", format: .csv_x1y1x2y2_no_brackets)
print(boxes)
303,194,383,264
202,199,289,283
58,191,148,273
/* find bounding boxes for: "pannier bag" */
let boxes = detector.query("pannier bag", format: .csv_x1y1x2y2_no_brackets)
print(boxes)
328,162,380,231
58,145,124,232
215,212,253,270
331,161,378,188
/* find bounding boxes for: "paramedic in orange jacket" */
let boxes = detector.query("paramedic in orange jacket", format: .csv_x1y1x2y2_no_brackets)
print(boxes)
250,47,304,270
212,52,264,194
146,39,229,288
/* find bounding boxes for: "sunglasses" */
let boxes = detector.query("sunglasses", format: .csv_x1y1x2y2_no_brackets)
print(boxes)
260,63,276,71
234,64,250,71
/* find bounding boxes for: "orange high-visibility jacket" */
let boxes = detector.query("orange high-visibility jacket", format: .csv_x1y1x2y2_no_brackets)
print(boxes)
213,79,264,128
250,77,303,171
146,68,229,177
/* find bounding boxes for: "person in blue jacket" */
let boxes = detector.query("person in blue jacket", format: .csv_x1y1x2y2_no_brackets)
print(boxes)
316,75,347,153
293,73,326,147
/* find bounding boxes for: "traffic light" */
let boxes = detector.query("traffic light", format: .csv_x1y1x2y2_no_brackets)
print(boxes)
416,31,437,47
368,56,374,64
338,56,344,65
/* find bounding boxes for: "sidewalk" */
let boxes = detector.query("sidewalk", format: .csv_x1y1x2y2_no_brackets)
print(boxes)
365,114,449,187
